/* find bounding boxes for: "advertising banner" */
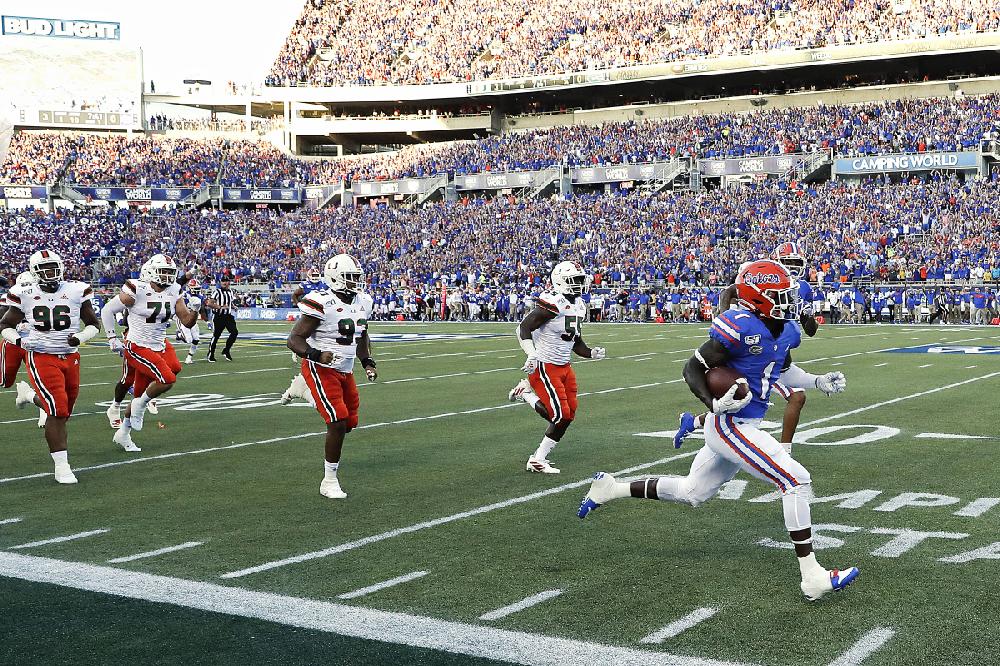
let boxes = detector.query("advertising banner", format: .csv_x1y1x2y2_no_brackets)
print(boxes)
2,16,120,40
697,154,809,176
0,184,47,199
222,188,301,203
833,152,979,175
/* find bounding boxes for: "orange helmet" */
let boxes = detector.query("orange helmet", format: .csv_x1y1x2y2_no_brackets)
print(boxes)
735,260,799,320
772,242,806,278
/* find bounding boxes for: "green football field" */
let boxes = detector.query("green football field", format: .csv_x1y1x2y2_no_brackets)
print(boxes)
1,321,999,666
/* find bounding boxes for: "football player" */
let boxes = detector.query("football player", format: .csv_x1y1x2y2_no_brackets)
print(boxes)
286,253,377,499
507,261,606,474
1,273,42,425
101,255,200,452
0,250,101,483
579,260,855,601
179,279,205,364
675,243,816,451
291,266,328,306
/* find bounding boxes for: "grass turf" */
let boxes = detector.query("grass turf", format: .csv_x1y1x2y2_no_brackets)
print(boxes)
1,322,999,665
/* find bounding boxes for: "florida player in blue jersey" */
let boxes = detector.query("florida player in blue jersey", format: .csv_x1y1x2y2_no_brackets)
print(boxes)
291,267,328,306
676,243,817,451
579,260,855,601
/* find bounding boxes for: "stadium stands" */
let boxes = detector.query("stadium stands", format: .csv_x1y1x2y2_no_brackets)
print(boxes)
4,94,998,186
266,0,1000,86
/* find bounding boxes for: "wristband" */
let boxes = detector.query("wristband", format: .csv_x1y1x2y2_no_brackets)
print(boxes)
361,357,376,370
306,347,325,363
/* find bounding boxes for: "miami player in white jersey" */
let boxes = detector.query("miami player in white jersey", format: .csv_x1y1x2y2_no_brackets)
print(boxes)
286,253,378,499
101,254,201,452
0,250,102,483
178,279,205,364
508,261,606,474
1,272,47,428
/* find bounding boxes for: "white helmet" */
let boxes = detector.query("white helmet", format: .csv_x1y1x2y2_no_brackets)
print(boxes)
307,266,322,281
324,253,364,294
143,254,178,286
15,271,35,288
551,260,589,297
29,250,65,286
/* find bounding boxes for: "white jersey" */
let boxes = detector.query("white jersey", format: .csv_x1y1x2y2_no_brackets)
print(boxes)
121,279,182,352
298,290,374,373
6,280,93,355
531,290,587,365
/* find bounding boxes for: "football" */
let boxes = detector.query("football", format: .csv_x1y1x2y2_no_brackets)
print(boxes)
705,366,750,400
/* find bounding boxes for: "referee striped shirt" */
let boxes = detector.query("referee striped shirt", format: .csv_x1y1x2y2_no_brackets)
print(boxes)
210,286,235,314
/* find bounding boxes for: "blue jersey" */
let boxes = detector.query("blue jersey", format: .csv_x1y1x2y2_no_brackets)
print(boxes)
709,308,802,420
300,279,328,293
797,281,814,304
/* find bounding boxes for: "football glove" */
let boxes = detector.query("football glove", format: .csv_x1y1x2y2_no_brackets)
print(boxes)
15,321,31,335
711,379,752,414
365,367,378,382
108,337,124,353
800,302,814,316
522,354,539,374
590,347,606,360
816,371,847,395
188,297,202,312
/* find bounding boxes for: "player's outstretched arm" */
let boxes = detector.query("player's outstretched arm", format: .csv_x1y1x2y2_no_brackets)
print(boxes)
799,312,818,337
68,300,101,347
718,285,738,311
517,306,556,373
175,297,199,329
572,334,605,360
357,330,377,381
291,286,305,306
683,339,731,411
0,306,25,344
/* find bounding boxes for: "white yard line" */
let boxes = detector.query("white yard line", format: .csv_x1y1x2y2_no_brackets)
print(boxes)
640,607,721,644
918,364,933,369
915,432,992,440
220,449,697,580
826,627,896,666
337,571,429,600
0,553,749,666
106,541,204,564
0,380,682,485
8,529,108,550
0,518,23,526
479,589,563,621
873,363,888,368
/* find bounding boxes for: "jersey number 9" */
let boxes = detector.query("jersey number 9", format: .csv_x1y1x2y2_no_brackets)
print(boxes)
335,318,367,345
560,315,582,342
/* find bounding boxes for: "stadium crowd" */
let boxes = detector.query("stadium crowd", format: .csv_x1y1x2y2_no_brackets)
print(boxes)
4,173,999,301
266,0,1000,86
4,94,999,186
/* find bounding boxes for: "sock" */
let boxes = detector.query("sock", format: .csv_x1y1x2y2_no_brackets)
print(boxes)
523,391,540,409
797,552,825,578
132,392,151,413
532,436,558,461
111,401,121,412
324,460,339,481
120,417,132,434
51,450,68,466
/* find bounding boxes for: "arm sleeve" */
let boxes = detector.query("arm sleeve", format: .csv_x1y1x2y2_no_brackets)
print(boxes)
101,297,128,336
777,363,820,390
708,314,742,352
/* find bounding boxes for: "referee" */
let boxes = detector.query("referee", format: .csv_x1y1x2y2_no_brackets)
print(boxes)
206,277,239,362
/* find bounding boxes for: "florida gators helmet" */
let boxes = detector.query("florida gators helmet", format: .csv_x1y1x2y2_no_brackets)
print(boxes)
772,242,806,278
735,260,799,320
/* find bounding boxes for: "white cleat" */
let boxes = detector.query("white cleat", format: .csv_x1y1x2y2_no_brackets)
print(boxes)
320,478,347,499
508,378,532,403
106,406,122,429
113,427,141,452
53,462,78,484
526,457,560,474
577,472,618,518
37,409,47,428
279,391,293,405
801,567,861,601
147,400,159,415
15,381,35,409
184,355,194,365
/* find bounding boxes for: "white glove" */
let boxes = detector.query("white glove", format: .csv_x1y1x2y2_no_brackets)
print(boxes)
800,302,814,316
522,354,539,374
365,367,378,382
590,347,606,360
108,337,124,353
15,321,31,335
816,371,847,395
711,379,752,414
188,297,202,312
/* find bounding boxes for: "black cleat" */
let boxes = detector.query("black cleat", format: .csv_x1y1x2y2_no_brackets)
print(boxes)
222,351,233,361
